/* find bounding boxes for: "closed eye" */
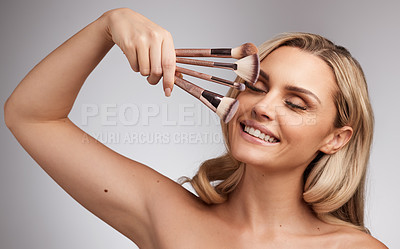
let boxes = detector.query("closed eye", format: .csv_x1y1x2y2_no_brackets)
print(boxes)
244,81,308,111
244,82,267,94
285,100,307,110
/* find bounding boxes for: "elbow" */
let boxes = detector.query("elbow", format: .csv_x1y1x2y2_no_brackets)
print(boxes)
4,97,17,130
4,97,12,129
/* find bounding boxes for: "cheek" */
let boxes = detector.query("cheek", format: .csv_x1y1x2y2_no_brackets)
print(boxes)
278,110,332,151
236,91,261,106
227,122,244,162
231,94,255,124
227,105,254,162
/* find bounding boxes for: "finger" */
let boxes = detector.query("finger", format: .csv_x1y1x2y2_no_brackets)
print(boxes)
124,47,139,72
136,39,151,76
161,32,176,97
146,39,162,85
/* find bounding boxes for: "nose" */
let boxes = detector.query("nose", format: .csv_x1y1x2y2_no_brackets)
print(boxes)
251,94,279,121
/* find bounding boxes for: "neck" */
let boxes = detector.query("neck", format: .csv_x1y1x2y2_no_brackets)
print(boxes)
220,164,319,234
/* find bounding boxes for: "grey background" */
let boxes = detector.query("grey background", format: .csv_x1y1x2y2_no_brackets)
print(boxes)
1,0,398,248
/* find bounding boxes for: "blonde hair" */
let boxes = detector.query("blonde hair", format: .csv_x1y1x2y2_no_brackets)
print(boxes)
181,33,374,232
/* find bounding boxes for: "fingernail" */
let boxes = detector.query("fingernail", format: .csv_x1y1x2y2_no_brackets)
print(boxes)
164,87,171,97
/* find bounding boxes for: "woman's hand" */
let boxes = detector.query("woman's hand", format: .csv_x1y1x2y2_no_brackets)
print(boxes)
104,8,176,96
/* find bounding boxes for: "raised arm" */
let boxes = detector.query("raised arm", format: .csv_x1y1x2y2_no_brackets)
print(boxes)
5,8,175,124
4,8,199,247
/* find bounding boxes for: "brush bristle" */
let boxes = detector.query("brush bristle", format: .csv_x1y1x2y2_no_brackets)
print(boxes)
231,43,258,59
216,97,239,123
235,54,260,84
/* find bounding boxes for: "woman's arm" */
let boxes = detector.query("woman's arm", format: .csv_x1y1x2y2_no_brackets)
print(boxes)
4,8,198,247
5,8,175,124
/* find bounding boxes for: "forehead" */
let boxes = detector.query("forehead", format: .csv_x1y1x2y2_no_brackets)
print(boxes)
261,46,337,99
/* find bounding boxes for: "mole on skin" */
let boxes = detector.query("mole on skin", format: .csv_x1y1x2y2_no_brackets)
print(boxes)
104,189,108,193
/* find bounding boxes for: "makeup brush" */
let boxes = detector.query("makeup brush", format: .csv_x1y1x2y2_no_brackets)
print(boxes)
175,43,258,59
175,66,245,91
174,75,239,123
176,54,260,84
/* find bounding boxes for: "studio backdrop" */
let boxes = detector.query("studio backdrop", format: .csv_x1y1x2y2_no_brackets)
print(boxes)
1,0,399,248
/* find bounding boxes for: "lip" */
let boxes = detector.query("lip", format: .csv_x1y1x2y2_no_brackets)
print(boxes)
239,120,280,146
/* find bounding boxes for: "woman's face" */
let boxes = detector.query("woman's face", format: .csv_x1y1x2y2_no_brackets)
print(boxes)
229,46,339,172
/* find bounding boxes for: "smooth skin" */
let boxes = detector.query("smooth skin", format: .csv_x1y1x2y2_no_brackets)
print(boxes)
4,8,387,249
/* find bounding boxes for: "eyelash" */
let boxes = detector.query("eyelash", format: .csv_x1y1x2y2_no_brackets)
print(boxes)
284,100,307,110
244,82,307,111
244,82,267,93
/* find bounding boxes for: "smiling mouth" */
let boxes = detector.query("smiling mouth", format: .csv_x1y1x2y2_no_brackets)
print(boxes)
240,123,280,143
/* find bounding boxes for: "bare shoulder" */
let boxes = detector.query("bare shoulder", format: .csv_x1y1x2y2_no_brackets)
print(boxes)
335,226,388,249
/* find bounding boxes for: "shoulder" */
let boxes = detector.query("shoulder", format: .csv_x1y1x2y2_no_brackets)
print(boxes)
335,227,388,249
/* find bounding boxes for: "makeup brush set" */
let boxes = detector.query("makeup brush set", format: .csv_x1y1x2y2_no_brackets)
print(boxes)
173,43,260,123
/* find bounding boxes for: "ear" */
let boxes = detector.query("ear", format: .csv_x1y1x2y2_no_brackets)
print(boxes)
320,126,353,155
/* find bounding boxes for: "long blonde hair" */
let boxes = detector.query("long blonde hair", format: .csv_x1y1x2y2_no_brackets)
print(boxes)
181,33,374,232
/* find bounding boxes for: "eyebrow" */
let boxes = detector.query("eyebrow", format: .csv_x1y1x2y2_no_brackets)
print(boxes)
259,69,269,82
259,69,322,104
285,85,321,104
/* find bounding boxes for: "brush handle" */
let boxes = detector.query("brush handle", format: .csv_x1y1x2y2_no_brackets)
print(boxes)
176,48,231,58
176,49,211,57
176,66,236,88
174,76,222,113
174,76,203,99
176,58,237,70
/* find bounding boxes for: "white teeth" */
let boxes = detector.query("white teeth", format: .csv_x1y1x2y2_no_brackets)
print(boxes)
243,125,278,143
249,127,255,135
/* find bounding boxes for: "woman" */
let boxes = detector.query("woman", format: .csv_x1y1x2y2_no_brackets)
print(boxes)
4,8,387,248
